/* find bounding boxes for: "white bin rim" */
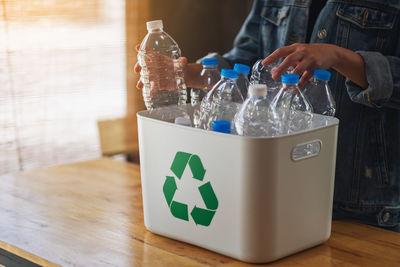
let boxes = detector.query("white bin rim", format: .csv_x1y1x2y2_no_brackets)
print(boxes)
137,104,339,139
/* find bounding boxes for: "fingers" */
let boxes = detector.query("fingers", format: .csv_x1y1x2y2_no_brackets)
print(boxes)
262,45,297,66
136,79,143,90
299,70,313,88
135,44,142,73
271,52,304,80
292,55,316,77
134,62,141,73
134,45,188,92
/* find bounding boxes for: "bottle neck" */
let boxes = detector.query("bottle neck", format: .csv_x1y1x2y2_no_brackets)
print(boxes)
221,76,237,82
237,73,249,79
202,65,218,70
249,93,268,100
148,28,163,33
282,83,299,89
314,77,329,84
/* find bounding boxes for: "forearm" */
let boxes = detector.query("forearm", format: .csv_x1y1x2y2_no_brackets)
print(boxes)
332,45,368,89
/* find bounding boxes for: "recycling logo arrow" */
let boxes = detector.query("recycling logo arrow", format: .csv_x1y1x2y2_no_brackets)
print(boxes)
163,151,218,226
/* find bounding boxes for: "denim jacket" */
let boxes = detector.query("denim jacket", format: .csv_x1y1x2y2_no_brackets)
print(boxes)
215,0,400,230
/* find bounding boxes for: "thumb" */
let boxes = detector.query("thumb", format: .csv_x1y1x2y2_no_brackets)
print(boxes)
135,44,140,52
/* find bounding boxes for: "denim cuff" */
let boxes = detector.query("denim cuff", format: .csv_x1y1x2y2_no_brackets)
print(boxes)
345,51,393,108
196,52,233,70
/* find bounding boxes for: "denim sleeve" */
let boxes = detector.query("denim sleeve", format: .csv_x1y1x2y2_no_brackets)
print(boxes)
345,51,400,109
221,0,263,67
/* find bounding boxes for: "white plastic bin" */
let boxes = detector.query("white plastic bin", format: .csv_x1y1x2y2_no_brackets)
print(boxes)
137,105,339,263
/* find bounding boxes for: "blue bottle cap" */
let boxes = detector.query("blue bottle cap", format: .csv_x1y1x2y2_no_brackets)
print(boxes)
314,69,331,81
233,64,250,74
221,69,238,79
212,120,231,134
201,58,218,66
281,74,299,84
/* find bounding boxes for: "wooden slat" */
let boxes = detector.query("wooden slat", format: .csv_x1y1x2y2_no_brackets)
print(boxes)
0,158,399,266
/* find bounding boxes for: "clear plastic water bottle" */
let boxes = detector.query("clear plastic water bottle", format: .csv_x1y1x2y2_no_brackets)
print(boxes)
250,59,280,101
303,69,336,116
234,84,280,136
138,20,187,110
191,58,220,106
233,64,250,98
271,74,313,133
271,74,313,112
212,120,231,134
192,58,220,128
199,69,244,130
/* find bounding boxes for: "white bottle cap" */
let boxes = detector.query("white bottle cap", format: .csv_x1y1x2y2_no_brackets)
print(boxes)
249,84,268,97
146,20,163,31
174,117,191,127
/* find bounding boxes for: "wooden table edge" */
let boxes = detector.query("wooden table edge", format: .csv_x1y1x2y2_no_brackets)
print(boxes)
0,240,59,267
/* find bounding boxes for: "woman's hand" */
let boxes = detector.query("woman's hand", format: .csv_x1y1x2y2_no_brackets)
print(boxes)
134,44,189,91
262,43,368,89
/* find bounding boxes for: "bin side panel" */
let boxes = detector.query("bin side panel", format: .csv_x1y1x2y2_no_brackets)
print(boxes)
239,138,279,262
239,125,338,262
274,125,338,257
138,117,245,259
138,110,339,263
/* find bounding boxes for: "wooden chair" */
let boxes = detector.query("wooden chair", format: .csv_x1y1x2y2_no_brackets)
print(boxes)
97,116,139,162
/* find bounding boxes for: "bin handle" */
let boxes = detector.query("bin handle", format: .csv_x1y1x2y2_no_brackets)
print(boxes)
291,139,322,161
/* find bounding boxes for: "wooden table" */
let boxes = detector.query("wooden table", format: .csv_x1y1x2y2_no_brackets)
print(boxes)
97,116,139,157
1,158,399,266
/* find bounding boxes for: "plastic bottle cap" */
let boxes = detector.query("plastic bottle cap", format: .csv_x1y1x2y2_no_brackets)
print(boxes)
174,117,191,126
212,120,231,134
201,58,218,66
249,84,267,97
234,64,251,74
314,69,331,81
281,74,299,84
146,20,163,31
221,69,238,79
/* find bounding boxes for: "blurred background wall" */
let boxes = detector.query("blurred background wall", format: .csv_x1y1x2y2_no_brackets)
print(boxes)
126,0,253,114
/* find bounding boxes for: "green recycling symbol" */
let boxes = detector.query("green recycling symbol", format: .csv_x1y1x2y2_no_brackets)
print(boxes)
163,151,219,226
